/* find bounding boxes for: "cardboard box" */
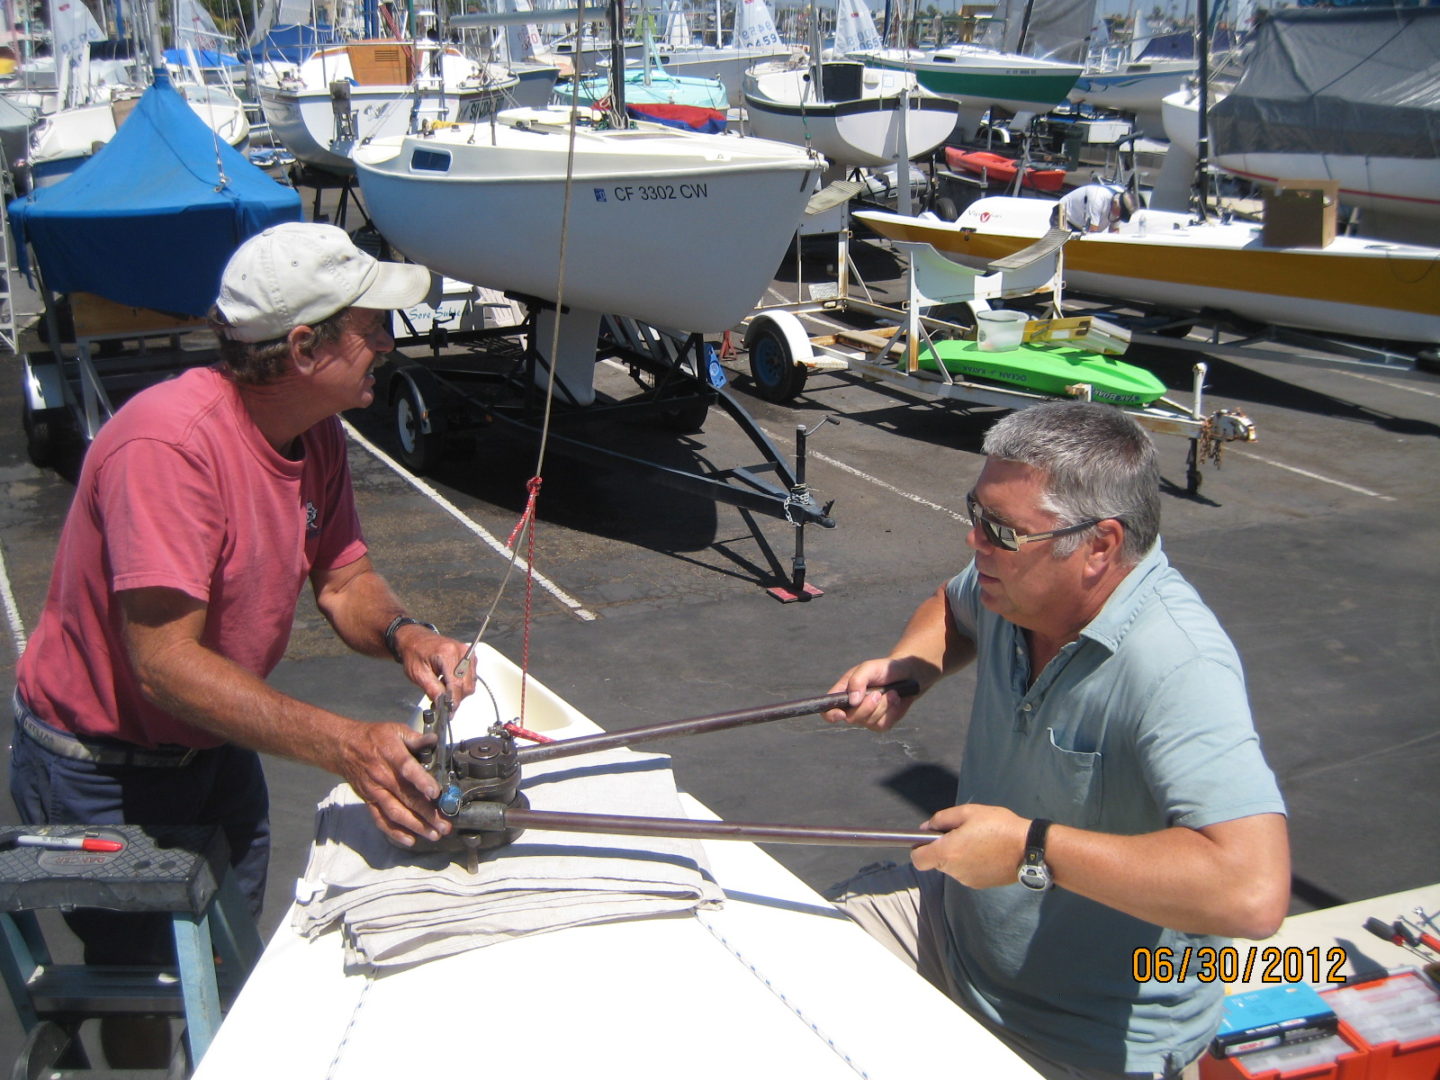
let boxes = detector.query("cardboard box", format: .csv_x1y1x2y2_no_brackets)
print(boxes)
1262,179,1338,250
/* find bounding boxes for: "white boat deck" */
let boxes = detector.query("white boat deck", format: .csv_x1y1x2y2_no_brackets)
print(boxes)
193,646,1041,1079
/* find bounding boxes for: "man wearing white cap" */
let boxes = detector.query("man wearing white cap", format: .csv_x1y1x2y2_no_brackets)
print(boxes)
10,224,474,1023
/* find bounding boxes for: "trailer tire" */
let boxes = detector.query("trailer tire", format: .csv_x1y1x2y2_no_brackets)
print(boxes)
22,402,59,469
392,375,445,474
934,196,960,222
745,317,808,403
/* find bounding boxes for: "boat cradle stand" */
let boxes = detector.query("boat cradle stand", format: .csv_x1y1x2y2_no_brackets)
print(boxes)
382,295,837,601
743,226,1257,496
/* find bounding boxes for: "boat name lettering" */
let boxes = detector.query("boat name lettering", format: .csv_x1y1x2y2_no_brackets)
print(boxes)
610,183,709,202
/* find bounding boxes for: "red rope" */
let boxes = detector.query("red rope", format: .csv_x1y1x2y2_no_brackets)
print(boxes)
506,477,543,728
502,721,554,744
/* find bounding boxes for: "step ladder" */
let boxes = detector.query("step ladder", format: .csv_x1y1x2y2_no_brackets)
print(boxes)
0,141,20,354
0,824,263,1076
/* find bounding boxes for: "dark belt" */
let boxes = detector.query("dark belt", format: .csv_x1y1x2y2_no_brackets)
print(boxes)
14,695,200,768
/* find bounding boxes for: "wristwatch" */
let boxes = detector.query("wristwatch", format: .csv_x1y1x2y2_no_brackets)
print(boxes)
384,615,438,663
1017,818,1053,892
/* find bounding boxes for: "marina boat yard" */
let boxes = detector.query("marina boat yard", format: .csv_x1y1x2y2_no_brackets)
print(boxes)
0,156,1437,1067
1,0,1439,1068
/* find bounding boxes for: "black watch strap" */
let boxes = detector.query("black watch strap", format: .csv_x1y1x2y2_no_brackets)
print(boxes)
384,615,438,663
1025,817,1051,854
1018,817,1053,892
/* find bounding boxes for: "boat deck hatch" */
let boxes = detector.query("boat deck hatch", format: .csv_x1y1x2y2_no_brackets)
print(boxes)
411,148,451,173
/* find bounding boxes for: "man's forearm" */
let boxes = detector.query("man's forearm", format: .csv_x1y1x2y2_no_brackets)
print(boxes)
314,557,414,660
135,635,359,772
1046,815,1291,939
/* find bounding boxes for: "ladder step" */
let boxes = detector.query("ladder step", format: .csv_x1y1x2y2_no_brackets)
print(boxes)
27,963,244,1018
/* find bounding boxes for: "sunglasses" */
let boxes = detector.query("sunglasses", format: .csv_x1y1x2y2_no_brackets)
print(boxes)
964,492,1106,552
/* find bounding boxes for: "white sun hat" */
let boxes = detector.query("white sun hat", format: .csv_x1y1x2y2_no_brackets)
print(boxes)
216,222,432,343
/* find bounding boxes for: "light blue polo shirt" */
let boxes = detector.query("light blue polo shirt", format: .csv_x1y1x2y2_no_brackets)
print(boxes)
940,542,1286,1075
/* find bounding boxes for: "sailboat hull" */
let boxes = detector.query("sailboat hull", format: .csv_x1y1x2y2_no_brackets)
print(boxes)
354,111,822,332
742,62,959,168
855,199,1440,345
859,47,1082,117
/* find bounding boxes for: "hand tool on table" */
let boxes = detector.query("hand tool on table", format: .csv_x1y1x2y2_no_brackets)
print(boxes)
1396,916,1440,956
410,680,935,856
1363,916,1437,961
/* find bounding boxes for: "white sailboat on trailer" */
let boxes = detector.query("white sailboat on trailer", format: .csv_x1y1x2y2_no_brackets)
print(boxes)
355,0,821,406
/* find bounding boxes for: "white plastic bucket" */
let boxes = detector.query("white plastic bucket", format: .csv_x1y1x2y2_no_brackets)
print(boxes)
976,309,1028,352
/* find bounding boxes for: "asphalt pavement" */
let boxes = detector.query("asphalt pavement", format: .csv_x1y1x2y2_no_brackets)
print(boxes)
0,227,1437,1070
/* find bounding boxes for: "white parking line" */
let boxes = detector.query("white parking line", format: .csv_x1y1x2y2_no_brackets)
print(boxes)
1335,369,1440,400
0,540,26,657
765,426,1397,509
341,420,598,622
1228,449,1396,501
759,427,965,521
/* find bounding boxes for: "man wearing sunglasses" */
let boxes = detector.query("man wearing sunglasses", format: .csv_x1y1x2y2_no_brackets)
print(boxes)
823,401,1289,1080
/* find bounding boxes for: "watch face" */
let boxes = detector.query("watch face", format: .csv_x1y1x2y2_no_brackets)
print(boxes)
1018,857,1052,891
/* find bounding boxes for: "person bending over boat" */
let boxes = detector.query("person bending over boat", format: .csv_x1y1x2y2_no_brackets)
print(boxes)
823,401,1290,1080
1057,181,1137,233
9,222,475,1062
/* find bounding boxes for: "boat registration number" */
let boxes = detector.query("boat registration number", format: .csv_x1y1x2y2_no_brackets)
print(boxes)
599,183,709,203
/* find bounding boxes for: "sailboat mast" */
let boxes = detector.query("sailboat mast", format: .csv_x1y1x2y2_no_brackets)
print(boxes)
610,0,628,125
1015,0,1036,55
1194,0,1210,220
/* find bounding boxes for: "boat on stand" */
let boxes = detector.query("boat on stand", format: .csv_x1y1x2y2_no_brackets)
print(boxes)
840,0,1084,140
258,24,519,176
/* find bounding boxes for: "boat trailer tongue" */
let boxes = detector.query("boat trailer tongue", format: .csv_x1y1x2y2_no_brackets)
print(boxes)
412,684,935,858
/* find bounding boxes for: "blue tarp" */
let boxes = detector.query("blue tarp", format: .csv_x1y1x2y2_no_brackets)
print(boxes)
9,68,302,317
162,47,244,67
237,23,340,66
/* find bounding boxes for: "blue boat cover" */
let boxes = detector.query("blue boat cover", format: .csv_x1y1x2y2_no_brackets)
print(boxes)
237,23,339,66
9,69,302,317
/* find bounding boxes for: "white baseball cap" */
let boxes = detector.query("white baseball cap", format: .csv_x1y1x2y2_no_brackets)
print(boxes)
216,222,432,343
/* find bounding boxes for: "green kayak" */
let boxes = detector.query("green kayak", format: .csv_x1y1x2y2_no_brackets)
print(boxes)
915,340,1167,407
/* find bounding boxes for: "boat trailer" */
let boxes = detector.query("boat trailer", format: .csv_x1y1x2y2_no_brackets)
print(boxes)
742,225,1258,495
382,294,836,601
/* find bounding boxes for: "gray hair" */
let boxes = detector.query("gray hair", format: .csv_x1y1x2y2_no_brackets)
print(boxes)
208,303,350,386
981,401,1160,563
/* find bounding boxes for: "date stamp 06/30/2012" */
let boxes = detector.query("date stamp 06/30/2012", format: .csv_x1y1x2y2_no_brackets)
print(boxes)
1133,946,1348,984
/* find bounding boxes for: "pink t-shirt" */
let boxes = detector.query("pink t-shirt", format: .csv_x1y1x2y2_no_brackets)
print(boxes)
17,366,367,748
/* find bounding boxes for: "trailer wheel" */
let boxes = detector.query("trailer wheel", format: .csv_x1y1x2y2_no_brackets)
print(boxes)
745,319,807,403
22,402,59,469
933,196,960,222
393,379,444,474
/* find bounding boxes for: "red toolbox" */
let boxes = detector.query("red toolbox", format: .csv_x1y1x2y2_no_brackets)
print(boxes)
1321,972,1440,1080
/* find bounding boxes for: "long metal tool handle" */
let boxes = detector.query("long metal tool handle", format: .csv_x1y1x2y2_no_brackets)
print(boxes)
515,679,920,764
455,805,937,848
